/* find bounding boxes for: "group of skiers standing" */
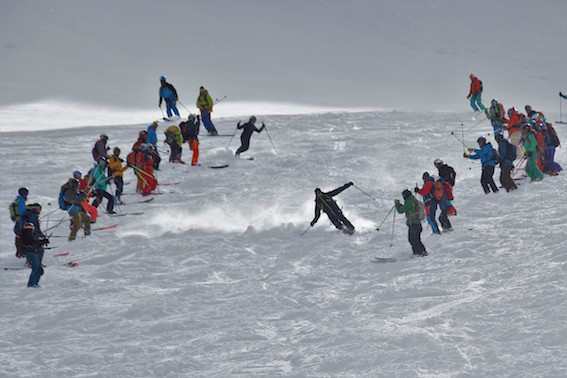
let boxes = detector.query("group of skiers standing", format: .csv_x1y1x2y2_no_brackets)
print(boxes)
464,75,562,194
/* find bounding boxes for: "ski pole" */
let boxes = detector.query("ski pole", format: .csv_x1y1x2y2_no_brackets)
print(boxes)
352,184,376,201
40,207,60,220
300,225,311,236
263,124,277,154
215,95,227,104
450,131,469,150
467,116,488,131
461,123,466,153
159,105,167,120
226,124,239,149
389,209,396,247
376,205,395,231
177,100,195,116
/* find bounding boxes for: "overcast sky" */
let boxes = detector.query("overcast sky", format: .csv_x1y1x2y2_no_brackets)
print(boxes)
1,0,566,112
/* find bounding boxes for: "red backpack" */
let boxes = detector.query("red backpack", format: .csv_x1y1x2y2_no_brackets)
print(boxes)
433,181,445,201
443,182,454,201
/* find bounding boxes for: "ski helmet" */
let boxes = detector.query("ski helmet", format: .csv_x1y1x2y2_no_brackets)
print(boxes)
495,132,504,140
477,136,487,144
250,116,257,121
433,159,443,166
100,134,109,140
402,189,412,200
113,147,121,155
68,178,79,186
160,76,166,82
73,170,82,178
18,187,29,197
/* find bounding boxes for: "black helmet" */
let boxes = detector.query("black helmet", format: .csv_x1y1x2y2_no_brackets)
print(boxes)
402,189,412,200
68,178,79,186
18,187,29,197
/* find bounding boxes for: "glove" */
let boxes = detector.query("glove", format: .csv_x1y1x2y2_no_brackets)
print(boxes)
467,94,471,99
310,221,315,227
467,148,474,152
463,152,469,158
414,187,419,193
394,199,400,205
237,122,241,127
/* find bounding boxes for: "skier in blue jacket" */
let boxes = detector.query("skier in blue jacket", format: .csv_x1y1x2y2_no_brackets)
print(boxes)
146,121,161,169
158,76,180,118
465,136,499,194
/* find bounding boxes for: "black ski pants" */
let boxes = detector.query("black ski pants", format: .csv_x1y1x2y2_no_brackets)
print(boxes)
481,165,499,194
327,210,354,231
408,223,426,255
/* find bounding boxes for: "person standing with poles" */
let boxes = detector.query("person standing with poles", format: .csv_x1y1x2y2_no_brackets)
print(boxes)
395,189,428,257
159,76,180,119
310,182,355,235
196,86,218,136
464,136,499,194
235,116,265,156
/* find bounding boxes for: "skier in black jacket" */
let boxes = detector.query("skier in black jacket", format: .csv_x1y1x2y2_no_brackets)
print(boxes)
434,159,456,186
310,182,355,234
235,116,265,156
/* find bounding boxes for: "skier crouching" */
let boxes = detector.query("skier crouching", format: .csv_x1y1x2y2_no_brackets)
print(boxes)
310,183,355,234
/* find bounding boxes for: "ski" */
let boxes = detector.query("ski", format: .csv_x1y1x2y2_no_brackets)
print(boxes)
196,163,229,169
556,121,567,124
121,197,154,204
370,257,398,263
63,261,79,268
92,223,118,231
159,182,181,186
53,252,70,257
3,266,28,270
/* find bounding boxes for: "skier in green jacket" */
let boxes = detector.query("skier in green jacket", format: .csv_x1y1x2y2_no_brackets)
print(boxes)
395,189,428,257
521,125,544,182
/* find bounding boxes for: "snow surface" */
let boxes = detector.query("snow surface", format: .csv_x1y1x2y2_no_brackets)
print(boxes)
1,109,566,377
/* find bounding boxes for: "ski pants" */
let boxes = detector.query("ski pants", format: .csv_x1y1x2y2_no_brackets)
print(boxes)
546,146,562,173
470,93,485,112
425,202,440,234
113,176,124,200
165,99,179,118
236,136,252,155
201,110,216,133
525,152,544,181
509,131,524,159
408,223,426,256
326,210,354,231
481,165,499,194
499,166,517,192
188,139,199,165
438,201,452,231
69,211,90,240
26,252,44,287
93,189,115,213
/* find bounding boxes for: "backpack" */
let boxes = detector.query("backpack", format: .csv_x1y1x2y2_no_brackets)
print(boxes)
433,180,446,201
479,80,483,92
9,199,20,222
58,184,71,210
414,199,426,222
547,124,560,147
443,182,454,201
179,122,189,141
126,151,137,167
491,146,500,163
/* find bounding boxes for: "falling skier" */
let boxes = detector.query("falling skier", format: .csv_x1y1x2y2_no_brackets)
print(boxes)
310,182,355,234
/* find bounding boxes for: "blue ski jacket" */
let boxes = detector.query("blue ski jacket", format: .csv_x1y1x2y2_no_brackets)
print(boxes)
469,143,495,168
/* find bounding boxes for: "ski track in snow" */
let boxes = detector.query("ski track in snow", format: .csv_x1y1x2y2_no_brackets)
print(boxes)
1,111,566,377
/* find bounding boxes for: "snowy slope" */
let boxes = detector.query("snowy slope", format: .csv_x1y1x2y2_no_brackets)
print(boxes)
1,110,566,377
